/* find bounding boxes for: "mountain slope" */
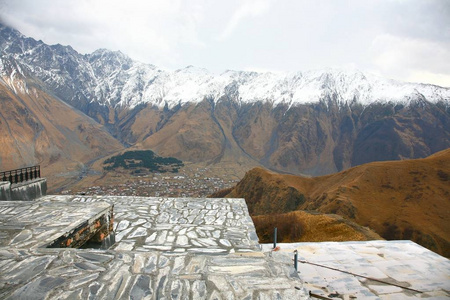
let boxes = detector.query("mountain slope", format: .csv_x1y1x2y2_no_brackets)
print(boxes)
0,55,124,188
1,23,449,177
218,149,450,257
251,211,382,243
129,98,449,175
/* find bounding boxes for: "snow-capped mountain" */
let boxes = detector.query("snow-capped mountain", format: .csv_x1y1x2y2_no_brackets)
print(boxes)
1,24,449,111
1,23,449,177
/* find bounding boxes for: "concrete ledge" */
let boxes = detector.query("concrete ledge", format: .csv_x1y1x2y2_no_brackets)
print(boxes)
0,181,11,200
0,200,113,249
10,178,47,201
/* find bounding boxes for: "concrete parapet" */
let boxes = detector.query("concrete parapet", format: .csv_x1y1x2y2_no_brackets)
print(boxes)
0,181,11,200
10,178,47,200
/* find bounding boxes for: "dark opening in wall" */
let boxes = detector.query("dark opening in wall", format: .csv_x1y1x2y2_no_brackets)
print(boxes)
47,210,115,250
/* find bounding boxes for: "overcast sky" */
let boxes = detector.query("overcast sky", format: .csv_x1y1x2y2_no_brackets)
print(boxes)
1,0,449,87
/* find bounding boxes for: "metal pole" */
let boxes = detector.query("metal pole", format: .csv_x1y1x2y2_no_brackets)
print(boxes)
294,250,298,271
273,227,277,249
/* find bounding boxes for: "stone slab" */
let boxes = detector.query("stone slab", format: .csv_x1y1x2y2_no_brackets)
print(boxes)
0,248,308,299
262,241,450,299
0,200,112,249
40,195,261,254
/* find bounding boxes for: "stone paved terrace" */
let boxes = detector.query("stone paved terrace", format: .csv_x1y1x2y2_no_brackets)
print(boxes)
262,241,450,299
0,195,309,299
41,195,261,254
1,195,449,299
0,247,307,299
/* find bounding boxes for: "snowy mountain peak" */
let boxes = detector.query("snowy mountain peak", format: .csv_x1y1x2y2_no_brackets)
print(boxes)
1,23,449,109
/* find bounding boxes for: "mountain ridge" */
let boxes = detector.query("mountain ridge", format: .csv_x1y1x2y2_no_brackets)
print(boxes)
1,23,449,111
1,23,449,179
214,149,450,257
0,66,123,187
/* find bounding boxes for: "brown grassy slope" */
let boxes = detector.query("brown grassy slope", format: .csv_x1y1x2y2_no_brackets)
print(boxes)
139,101,225,162
252,211,382,243
218,149,450,257
216,167,309,215
0,77,123,189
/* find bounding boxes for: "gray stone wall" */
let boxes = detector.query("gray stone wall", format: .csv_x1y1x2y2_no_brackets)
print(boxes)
0,178,47,201
0,182,11,200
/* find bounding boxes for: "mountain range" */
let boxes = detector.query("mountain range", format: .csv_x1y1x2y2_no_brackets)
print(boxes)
0,23,449,185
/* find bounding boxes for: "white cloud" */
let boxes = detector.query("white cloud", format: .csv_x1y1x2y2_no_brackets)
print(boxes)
218,0,272,41
0,0,206,67
407,71,450,88
371,34,450,87
1,0,449,87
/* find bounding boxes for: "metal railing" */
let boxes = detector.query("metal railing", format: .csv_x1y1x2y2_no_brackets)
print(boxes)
0,165,41,184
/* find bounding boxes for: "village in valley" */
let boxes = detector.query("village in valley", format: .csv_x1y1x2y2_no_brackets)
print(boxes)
60,167,239,198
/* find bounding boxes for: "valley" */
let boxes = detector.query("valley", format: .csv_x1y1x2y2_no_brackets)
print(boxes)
1,23,449,182
57,162,241,198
